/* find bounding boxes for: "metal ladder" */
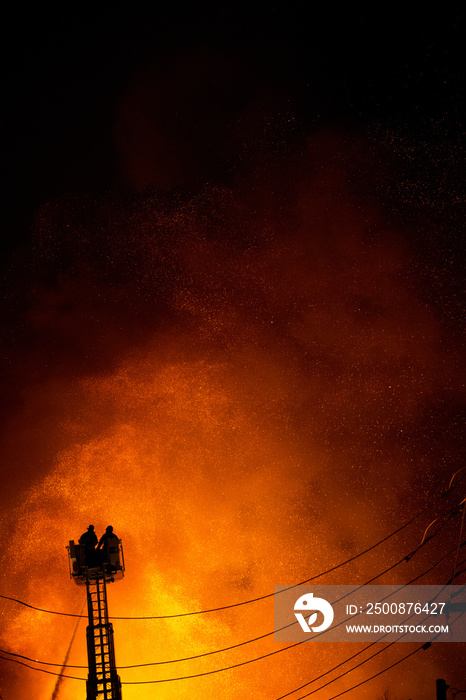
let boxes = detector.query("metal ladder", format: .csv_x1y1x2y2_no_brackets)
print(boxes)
85,568,122,700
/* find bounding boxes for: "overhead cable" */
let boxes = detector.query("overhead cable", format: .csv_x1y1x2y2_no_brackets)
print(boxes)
1,487,460,623
1,509,461,680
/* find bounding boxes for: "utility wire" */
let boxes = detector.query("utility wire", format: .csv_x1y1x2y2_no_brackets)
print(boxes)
297,644,426,700
273,572,466,700
326,641,434,700
0,484,462,689
1,486,461,623
114,487,463,620
114,540,461,684
1,541,462,688
274,590,465,700
274,639,386,700
117,511,459,670
0,599,88,672
0,647,87,669
0,510,452,675
0,653,86,682
1,503,461,678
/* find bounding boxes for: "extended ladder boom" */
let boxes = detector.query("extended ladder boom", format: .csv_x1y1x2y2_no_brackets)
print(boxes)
67,536,124,699
85,568,122,700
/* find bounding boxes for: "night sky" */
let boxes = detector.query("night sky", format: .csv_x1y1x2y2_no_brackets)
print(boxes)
1,6,465,700
2,8,464,242
2,8,465,335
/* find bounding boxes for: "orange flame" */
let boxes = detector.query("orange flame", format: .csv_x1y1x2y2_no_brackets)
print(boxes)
0,137,464,700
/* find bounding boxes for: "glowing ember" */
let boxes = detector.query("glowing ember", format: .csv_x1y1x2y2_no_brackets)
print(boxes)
0,139,463,700
0,21,464,698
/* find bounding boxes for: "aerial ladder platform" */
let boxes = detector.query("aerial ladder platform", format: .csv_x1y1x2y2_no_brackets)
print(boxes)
67,534,125,700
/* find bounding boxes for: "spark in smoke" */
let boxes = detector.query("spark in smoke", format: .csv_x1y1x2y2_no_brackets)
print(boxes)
0,46,464,700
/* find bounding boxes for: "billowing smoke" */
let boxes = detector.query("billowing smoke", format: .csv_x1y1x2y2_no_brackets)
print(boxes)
0,49,463,700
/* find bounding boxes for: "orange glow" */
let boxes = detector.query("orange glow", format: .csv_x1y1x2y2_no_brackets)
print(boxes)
0,137,464,700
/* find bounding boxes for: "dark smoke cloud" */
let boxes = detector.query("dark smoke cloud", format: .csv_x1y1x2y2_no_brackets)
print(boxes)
112,46,296,192
0,43,464,700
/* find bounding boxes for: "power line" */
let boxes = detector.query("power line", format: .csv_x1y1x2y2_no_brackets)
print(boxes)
274,599,463,700
271,548,466,698
0,653,86,682
107,543,463,684
1,487,460,623
0,545,462,689
0,481,462,693
0,647,87,669
291,644,427,700
114,489,463,620
1,511,453,677
1,503,461,683
117,520,458,671
326,644,429,700
274,639,386,700
266,549,465,700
